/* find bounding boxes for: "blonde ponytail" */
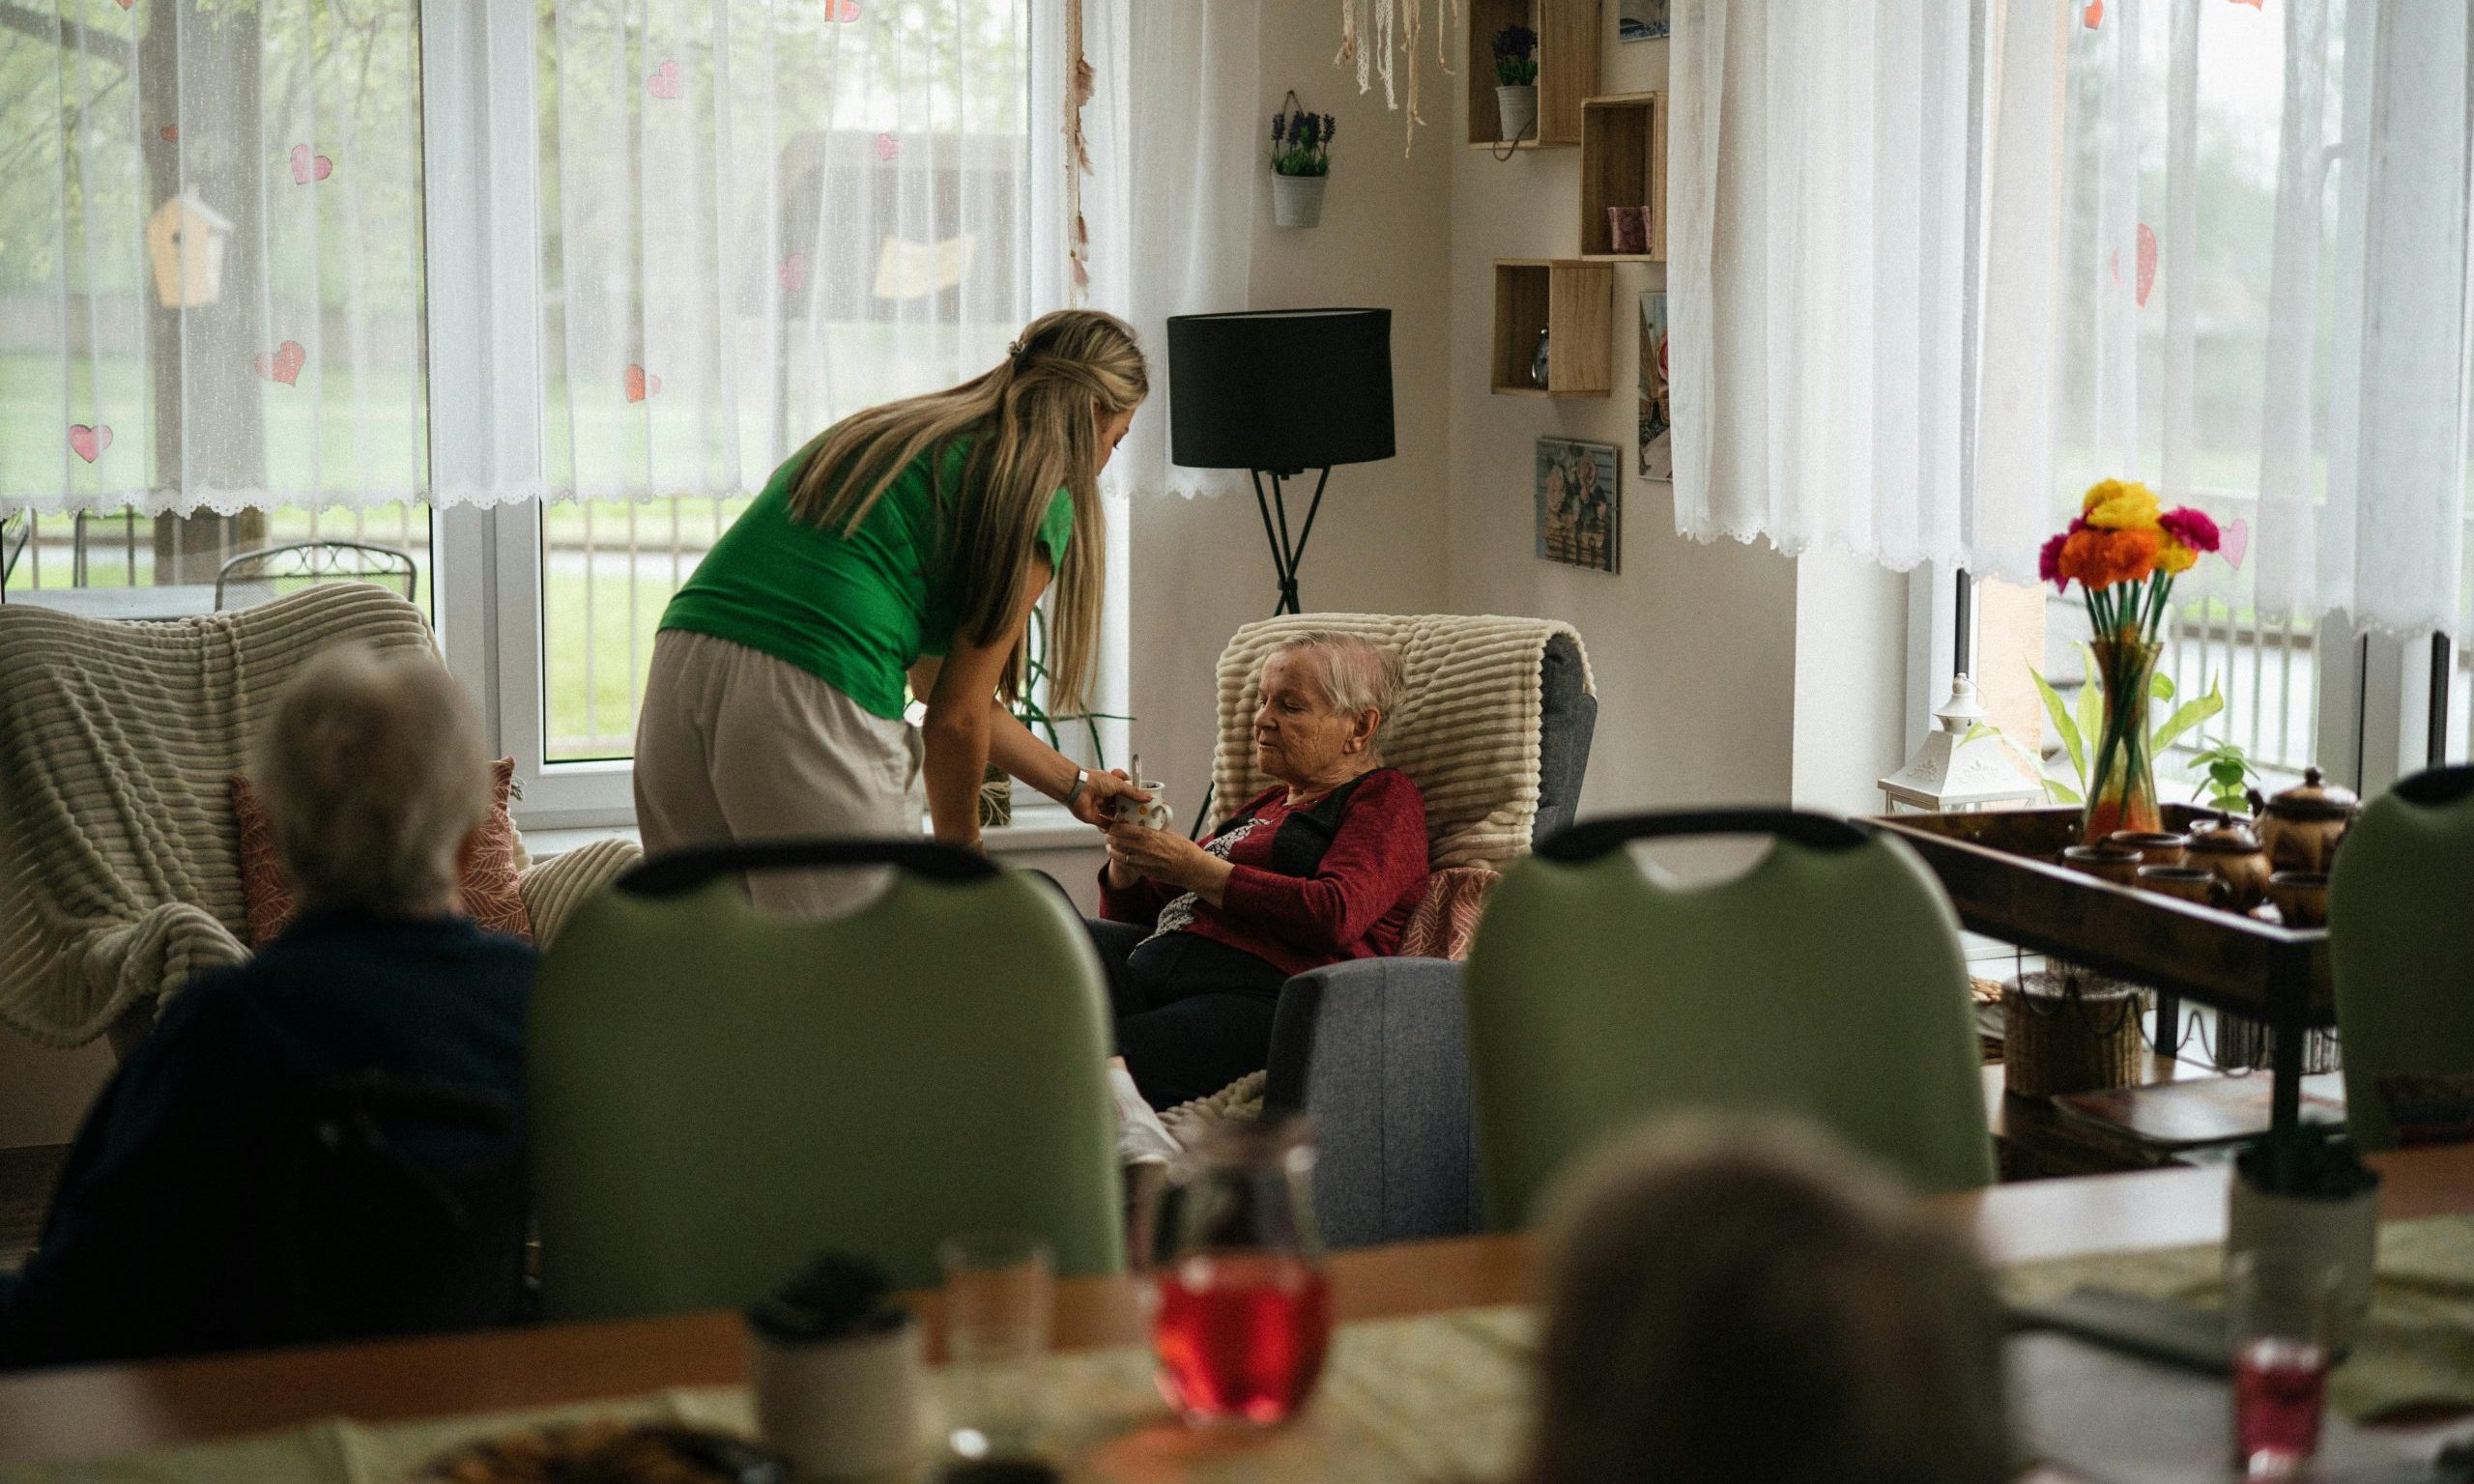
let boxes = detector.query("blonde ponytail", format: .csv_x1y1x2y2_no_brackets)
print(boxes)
789,309,1146,716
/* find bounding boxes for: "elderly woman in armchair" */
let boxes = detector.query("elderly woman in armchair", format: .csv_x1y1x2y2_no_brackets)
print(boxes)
1091,631,1430,1109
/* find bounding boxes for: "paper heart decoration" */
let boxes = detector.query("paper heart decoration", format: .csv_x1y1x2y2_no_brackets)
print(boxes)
778,254,809,292
289,144,332,184
2230,0,2261,8
647,60,682,100
158,125,179,143
874,132,899,160
833,0,861,18
2220,516,2249,572
2083,0,2102,26
116,0,130,8
623,364,662,403
254,340,307,385
69,424,112,463
2108,224,2159,307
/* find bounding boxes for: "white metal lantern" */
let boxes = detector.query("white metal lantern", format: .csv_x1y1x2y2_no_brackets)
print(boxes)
1878,674,2046,813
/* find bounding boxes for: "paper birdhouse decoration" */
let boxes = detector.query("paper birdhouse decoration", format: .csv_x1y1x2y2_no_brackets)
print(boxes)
146,192,234,309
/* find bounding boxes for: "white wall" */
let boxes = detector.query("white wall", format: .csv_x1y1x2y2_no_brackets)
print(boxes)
1441,27,1806,813
1792,549,1913,813
1126,2,1458,825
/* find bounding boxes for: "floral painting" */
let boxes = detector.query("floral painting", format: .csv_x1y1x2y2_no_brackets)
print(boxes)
1619,0,1671,42
1639,292,1671,480
1536,438,1621,574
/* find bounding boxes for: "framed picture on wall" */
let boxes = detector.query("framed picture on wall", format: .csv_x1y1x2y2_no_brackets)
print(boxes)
1639,292,1672,481
1536,438,1621,575
1619,0,1671,42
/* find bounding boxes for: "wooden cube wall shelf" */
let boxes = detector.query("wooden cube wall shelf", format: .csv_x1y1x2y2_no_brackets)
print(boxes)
1465,0,1602,150
1492,260,1613,397
1578,92,1666,261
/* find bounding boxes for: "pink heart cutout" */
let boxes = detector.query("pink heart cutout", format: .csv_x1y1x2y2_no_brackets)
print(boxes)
289,144,332,184
874,132,899,160
2083,0,2102,26
2107,224,2159,308
647,60,682,100
778,254,809,292
69,423,112,463
159,125,179,143
834,0,860,18
2220,516,2249,572
624,364,662,403
254,340,307,385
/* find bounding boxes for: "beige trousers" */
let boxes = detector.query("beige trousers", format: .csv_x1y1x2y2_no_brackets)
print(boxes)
633,629,922,919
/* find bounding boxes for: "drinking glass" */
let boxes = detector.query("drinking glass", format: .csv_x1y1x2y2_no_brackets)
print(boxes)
2226,1249,2339,1479
938,1232,1052,1462
1151,1116,1333,1426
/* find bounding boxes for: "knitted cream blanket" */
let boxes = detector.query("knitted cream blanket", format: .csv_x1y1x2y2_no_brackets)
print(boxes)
1210,614,1594,870
0,585,437,1047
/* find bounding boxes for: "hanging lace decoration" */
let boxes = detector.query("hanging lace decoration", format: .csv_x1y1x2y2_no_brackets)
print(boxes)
1336,0,1457,156
1066,0,1093,296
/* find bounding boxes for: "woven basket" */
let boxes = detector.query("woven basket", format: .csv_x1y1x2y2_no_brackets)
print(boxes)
2003,967,2147,1097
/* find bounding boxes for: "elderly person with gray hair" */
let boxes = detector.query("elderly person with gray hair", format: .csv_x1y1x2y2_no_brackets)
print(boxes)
1091,631,1429,1109
0,646,533,1368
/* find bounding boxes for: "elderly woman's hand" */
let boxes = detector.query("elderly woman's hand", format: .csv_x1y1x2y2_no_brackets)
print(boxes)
1106,819,1235,905
1070,768,1150,830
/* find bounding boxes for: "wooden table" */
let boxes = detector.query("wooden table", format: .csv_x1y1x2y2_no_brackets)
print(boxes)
4,1143,2470,1466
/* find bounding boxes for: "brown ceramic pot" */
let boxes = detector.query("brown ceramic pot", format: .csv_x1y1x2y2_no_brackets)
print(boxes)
2184,812,2274,912
2248,767,2361,873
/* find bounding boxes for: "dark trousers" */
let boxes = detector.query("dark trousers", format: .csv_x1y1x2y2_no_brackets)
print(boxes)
1084,919,1289,1112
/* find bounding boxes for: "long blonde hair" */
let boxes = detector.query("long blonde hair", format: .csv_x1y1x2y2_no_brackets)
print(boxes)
789,309,1146,714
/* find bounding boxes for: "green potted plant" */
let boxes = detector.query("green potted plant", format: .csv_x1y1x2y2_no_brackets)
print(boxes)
746,1253,920,1481
2227,1124,2381,1348
1270,99,1334,228
1492,23,1539,142
2187,734,2262,813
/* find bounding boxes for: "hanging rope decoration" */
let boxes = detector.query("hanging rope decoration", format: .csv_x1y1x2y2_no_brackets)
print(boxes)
1065,0,1094,298
1334,0,1458,156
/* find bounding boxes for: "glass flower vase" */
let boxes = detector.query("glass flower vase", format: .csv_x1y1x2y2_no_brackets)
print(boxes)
2083,636,2164,844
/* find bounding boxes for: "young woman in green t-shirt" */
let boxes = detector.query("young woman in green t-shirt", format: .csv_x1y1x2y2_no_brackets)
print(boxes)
634,309,1152,913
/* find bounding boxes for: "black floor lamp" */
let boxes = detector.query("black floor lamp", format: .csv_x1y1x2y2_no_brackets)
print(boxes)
1166,309,1395,616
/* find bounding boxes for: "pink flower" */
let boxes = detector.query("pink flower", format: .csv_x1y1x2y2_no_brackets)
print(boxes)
2039,530,2069,590
2159,506,2220,554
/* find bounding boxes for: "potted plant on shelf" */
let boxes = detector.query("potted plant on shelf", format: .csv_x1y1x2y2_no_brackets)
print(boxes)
746,1253,920,1481
1492,23,1539,142
1270,98,1335,228
2035,481,2231,843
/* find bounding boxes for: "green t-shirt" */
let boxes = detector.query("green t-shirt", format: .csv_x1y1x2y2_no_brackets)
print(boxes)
659,437,1076,720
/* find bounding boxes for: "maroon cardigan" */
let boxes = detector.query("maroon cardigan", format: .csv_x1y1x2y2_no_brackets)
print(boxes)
1098,767,1430,980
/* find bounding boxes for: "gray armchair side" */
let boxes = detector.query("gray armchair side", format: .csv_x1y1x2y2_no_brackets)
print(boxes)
1261,633,1597,1248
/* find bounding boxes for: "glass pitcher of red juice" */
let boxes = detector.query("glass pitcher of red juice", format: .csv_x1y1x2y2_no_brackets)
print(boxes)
1150,1116,1333,1426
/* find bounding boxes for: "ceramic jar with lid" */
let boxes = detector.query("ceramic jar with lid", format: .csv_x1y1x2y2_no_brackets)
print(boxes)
2247,766,2362,873
2184,812,2274,911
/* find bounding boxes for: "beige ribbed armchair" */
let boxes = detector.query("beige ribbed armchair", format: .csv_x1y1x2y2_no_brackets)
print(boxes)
0,585,639,1050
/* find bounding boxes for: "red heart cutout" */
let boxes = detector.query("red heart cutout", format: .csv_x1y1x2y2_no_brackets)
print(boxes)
116,0,130,8
290,144,332,184
2230,0,2261,8
2134,223,2157,306
254,340,307,385
647,60,682,100
2083,0,2103,26
778,254,809,292
835,0,860,18
69,423,113,463
159,125,180,143
874,132,899,160
624,364,662,403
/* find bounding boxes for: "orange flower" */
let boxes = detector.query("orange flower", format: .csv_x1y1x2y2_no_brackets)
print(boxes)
2056,526,2159,588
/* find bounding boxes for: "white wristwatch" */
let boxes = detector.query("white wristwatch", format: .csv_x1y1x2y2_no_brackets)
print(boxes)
1064,768,1089,809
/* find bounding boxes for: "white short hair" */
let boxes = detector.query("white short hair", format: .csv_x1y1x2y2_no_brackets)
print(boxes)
1264,631,1405,748
249,645,490,915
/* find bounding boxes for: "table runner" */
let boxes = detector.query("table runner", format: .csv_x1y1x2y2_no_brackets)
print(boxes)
1999,1213,2474,1422
0,1307,1541,1484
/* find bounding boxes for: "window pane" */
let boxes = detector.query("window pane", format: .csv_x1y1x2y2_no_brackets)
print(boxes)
531,1,1032,764
3,504,432,616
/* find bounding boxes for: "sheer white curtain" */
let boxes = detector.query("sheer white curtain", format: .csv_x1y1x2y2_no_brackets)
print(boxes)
1666,0,1973,569
538,0,1047,503
0,0,426,516
1078,0,1258,503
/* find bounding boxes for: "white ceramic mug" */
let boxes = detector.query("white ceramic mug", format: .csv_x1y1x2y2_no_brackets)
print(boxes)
1113,780,1172,832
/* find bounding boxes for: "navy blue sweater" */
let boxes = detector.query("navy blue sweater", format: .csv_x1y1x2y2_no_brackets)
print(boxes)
0,910,533,1369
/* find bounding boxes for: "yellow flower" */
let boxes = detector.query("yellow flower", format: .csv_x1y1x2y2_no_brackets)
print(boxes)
2154,538,2198,575
2082,478,2161,531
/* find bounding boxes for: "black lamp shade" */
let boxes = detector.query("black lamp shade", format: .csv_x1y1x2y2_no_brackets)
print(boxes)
1166,309,1395,472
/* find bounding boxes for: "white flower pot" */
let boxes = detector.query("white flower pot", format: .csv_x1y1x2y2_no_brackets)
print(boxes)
1272,173,1327,228
2227,1171,2380,1349
749,1316,922,1481
1496,84,1538,143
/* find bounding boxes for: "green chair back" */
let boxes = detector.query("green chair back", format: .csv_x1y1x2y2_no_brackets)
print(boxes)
2329,765,2474,1151
1463,810,1995,1228
530,841,1123,1322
